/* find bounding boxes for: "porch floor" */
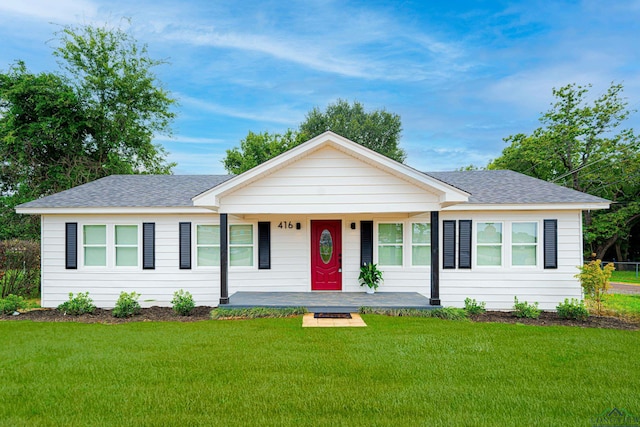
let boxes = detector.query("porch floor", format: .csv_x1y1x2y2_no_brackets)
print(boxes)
223,291,438,313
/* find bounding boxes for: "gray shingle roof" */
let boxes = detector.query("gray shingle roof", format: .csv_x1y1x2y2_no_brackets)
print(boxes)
17,170,608,209
426,170,609,204
17,175,233,208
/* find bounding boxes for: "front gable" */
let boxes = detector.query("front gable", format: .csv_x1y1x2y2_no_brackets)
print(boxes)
193,132,469,214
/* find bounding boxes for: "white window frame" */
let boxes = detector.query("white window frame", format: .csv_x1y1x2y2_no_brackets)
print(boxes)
195,224,220,268
475,221,504,268
376,222,404,267
510,221,540,268
229,224,255,268
82,224,107,268
410,222,431,268
114,224,139,268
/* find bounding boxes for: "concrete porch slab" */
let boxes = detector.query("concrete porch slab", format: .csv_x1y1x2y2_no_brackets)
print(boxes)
223,291,438,313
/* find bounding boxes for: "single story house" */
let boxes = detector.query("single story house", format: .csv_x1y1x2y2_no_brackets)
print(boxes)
16,131,609,310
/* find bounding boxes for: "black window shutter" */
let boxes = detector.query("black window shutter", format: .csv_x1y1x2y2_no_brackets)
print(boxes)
179,222,191,270
65,222,78,270
143,223,155,270
458,220,472,269
258,222,271,269
544,219,558,269
443,220,456,269
360,221,374,266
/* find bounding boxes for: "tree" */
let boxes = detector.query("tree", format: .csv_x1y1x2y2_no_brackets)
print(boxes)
223,130,305,175
299,99,405,162
489,83,640,259
222,99,405,174
0,23,176,239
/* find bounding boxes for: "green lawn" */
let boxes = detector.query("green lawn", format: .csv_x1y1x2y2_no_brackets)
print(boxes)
611,269,640,284
1,317,638,426
601,293,640,319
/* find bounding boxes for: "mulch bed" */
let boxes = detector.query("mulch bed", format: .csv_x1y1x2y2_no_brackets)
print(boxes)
1,307,638,330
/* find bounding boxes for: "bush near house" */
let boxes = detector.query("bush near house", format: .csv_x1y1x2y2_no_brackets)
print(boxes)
513,297,541,319
171,289,195,316
556,298,589,320
0,294,28,314
57,292,96,315
112,292,142,318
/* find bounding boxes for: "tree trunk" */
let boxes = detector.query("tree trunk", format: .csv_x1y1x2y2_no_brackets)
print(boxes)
596,235,618,260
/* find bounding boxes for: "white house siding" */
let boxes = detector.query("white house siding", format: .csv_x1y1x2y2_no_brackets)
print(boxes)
41,214,221,308
216,146,443,214
439,210,583,310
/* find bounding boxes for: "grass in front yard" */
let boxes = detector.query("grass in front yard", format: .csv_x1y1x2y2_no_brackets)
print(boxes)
610,270,640,284
1,317,638,426
599,293,640,320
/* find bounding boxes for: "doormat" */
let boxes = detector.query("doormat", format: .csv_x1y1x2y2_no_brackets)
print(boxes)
314,313,352,319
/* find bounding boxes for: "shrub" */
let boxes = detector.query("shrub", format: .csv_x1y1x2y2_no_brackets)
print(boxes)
556,298,589,321
171,289,195,316
57,292,96,315
0,239,41,298
464,298,486,315
513,297,541,319
575,260,615,315
0,294,28,314
211,307,307,319
112,292,141,318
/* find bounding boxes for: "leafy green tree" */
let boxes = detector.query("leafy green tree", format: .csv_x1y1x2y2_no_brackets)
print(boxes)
0,23,176,239
223,99,405,174
299,99,405,162
223,130,305,175
489,83,640,259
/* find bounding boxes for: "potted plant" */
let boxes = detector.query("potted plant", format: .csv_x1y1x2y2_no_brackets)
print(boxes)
359,263,383,294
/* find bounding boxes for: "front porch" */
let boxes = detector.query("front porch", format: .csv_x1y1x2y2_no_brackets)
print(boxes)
223,291,440,313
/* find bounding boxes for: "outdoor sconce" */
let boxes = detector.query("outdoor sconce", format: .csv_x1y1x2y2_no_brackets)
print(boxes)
350,222,356,230
296,222,301,230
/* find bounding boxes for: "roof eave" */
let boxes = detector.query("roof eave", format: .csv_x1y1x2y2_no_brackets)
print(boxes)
442,202,611,211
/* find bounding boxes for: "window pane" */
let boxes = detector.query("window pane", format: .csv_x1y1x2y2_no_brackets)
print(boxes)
84,247,106,266
197,225,219,245
412,223,430,244
512,223,537,243
198,246,220,267
513,245,537,266
116,247,138,266
379,245,402,266
230,225,252,245
477,245,501,266
84,225,106,245
378,223,403,244
477,223,502,244
115,225,138,245
230,247,253,266
412,245,431,266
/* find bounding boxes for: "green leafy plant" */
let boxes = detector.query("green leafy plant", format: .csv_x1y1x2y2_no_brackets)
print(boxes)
211,307,307,319
358,307,468,320
57,292,96,315
556,298,589,321
0,294,28,314
171,289,195,316
464,298,486,315
513,297,541,319
575,259,615,315
358,263,384,290
112,291,141,318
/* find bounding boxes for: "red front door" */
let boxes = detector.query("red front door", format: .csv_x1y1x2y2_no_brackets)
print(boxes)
311,220,342,291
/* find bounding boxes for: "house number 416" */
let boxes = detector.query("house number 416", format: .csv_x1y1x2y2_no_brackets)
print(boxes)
278,221,294,229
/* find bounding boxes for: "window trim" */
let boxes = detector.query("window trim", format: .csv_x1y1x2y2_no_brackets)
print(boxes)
511,221,540,268
229,223,255,268
195,223,221,268
376,222,405,268
475,221,504,268
80,223,142,269
82,224,108,268
114,224,140,268
410,221,431,268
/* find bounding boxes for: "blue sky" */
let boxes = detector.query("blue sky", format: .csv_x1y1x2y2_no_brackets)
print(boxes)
1,0,639,175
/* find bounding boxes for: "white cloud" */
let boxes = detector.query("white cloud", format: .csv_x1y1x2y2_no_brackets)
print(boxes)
0,0,98,23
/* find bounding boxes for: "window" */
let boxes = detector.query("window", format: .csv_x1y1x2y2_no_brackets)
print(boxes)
477,222,502,266
512,222,538,266
197,225,220,267
115,225,138,267
230,224,253,267
83,225,106,267
378,223,403,266
411,223,431,266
